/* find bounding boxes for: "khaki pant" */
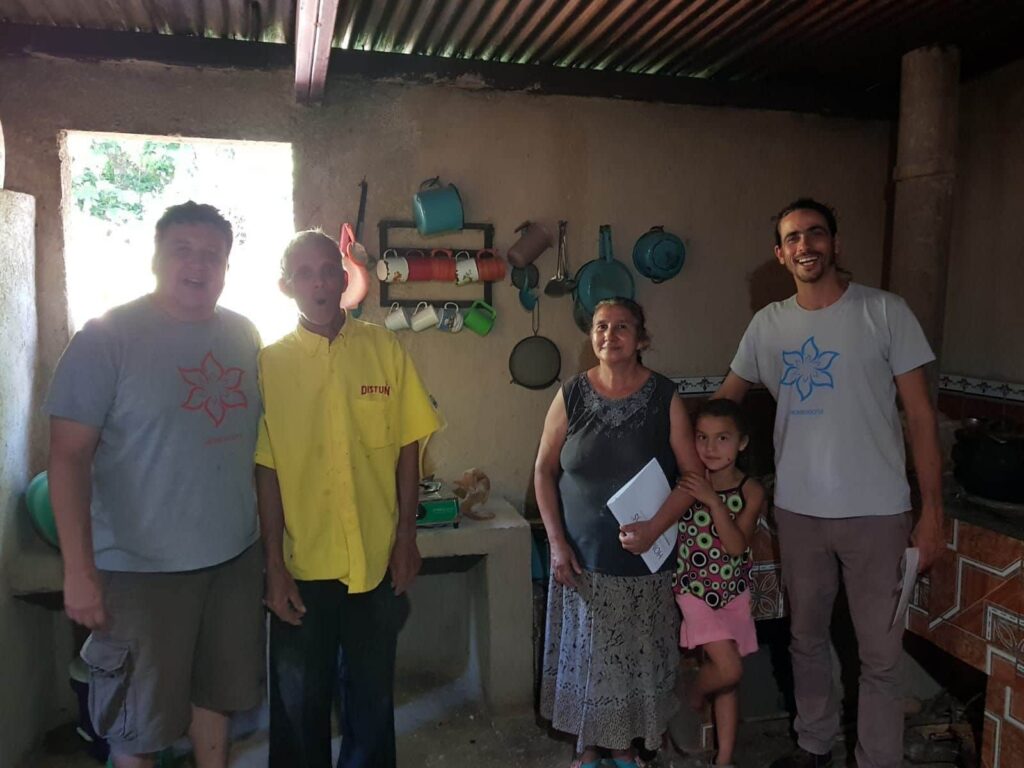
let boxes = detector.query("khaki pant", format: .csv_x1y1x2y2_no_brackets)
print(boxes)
774,508,911,768
82,544,265,756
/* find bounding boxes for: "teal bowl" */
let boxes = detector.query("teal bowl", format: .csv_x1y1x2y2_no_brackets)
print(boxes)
26,471,60,549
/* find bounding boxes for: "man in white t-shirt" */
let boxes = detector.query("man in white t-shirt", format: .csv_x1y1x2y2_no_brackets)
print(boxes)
716,198,944,768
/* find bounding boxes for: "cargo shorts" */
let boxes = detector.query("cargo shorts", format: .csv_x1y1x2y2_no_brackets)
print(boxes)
80,543,264,756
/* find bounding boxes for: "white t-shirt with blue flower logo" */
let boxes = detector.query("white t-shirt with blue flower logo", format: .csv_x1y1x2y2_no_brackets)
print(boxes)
730,282,934,519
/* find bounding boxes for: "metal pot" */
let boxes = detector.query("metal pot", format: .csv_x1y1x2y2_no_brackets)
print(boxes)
632,225,686,283
952,419,1024,503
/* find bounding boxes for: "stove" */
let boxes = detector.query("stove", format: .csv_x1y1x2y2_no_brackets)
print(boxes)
416,480,460,528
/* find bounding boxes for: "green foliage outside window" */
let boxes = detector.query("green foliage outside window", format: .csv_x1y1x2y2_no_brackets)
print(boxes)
71,140,182,223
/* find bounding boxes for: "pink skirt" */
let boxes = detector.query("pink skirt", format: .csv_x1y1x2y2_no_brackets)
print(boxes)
676,590,758,657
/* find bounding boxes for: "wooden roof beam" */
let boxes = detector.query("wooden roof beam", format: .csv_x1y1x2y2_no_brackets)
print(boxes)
295,0,340,104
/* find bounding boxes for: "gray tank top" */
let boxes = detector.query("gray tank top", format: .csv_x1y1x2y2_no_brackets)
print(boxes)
558,371,679,576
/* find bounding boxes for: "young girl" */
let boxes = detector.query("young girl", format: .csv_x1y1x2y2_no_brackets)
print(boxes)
674,399,765,768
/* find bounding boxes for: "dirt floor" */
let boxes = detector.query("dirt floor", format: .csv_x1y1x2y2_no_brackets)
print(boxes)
25,708,799,768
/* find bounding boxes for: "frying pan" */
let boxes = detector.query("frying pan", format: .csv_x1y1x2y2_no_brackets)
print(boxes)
509,305,561,390
572,297,592,335
511,264,539,290
574,225,635,313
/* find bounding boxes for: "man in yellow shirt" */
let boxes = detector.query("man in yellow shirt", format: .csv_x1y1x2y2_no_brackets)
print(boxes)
256,230,440,768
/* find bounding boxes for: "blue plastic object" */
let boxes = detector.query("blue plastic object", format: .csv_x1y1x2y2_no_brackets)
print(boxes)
25,471,59,549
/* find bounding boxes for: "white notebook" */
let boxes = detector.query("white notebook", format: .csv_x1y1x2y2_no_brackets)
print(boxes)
891,547,920,630
607,458,675,574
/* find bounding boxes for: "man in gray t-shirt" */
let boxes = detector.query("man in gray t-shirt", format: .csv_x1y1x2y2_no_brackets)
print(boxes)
47,202,264,768
717,199,944,768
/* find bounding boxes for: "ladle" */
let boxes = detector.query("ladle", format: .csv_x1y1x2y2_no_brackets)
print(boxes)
544,220,575,296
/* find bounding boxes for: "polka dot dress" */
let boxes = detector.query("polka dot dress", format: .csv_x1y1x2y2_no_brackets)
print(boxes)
672,477,752,609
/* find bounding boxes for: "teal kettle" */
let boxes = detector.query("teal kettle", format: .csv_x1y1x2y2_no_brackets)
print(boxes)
413,177,464,236
632,226,686,283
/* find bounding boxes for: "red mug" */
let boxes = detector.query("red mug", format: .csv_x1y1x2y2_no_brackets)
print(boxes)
433,259,456,281
406,257,433,281
477,257,507,282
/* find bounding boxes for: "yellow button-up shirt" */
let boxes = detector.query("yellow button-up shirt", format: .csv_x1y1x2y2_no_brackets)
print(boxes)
255,319,440,592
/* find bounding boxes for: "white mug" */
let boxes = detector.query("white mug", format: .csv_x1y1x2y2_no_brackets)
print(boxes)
410,302,439,332
454,251,480,286
376,254,409,283
384,302,410,331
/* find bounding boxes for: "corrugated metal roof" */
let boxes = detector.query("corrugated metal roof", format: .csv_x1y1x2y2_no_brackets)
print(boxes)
1,0,1022,88
0,0,293,43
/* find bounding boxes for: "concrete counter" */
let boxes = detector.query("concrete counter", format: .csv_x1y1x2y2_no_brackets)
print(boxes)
6,521,63,605
7,497,536,713
406,498,534,713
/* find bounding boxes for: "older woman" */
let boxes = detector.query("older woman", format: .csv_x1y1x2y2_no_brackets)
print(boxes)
536,298,702,768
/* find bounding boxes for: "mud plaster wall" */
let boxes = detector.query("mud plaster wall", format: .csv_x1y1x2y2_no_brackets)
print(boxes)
0,190,61,766
0,55,891,508
944,58,1024,383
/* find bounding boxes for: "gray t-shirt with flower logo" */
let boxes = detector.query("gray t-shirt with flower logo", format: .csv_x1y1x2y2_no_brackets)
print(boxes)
730,282,934,519
46,296,261,572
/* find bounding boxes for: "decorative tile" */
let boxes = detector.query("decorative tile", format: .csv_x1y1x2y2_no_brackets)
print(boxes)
957,524,1023,572
1001,723,1024,768
672,376,726,396
939,374,1024,403
930,620,988,671
985,580,1023,617
982,602,1024,676
749,563,784,621
672,372,1024,402
924,551,958,619
982,712,999,768
1009,676,1024,727
949,600,988,638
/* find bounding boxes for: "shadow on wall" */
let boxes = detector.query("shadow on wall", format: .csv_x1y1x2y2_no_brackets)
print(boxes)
748,258,794,314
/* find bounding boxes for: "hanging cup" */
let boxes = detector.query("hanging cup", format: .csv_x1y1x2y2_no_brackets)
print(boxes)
464,300,497,336
410,302,439,332
454,252,480,286
384,302,411,331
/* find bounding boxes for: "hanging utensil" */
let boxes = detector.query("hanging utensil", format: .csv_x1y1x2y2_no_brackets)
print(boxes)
339,222,369,314
574,224,635,314
351,177,373,267
509,303,561,390
511,263,539,290
518,284,538,311
544,220,575,297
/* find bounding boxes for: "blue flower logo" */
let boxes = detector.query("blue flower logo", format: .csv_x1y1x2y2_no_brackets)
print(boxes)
780,337,839,401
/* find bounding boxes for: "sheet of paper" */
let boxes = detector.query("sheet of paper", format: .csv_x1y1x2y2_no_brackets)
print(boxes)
606,458,675,574
890,547,920,630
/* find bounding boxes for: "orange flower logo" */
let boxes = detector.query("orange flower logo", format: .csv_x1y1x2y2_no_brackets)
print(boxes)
179,352,248,426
